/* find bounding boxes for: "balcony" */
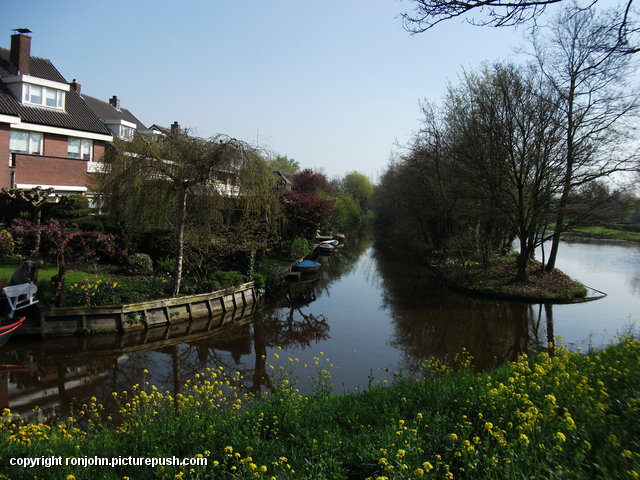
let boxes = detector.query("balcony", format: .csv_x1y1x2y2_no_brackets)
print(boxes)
7,153,89,193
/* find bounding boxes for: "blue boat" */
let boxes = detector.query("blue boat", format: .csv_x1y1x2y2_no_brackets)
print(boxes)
292,259,321,273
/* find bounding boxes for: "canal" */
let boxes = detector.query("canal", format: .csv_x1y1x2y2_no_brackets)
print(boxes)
1,235,639,420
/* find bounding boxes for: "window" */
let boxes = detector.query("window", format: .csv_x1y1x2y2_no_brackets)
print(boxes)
68,137,93,160
9,130,43,155
23,83,64,109
120,125,135,140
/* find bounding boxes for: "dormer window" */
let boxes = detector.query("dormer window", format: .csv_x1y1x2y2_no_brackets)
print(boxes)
2,75,69,111
23,83,64,109
120,125,134,140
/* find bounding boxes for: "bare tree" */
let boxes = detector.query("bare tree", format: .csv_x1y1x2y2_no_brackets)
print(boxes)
529,2,640,271
401,0,639,54
446,63,565,279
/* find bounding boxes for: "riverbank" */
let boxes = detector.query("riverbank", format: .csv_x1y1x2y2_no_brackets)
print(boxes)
1,338,638,479
570,226,640,242
436,257,590,302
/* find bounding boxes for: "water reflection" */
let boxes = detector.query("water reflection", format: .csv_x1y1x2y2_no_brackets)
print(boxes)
1,236,638,419
373,249,557,372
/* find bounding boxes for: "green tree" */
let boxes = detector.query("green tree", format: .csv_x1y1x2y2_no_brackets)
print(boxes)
100,132,279,295
269,155,300,177
332,193,362,232
341,171,374,210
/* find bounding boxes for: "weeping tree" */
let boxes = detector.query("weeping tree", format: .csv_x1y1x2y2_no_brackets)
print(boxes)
99,131,280,295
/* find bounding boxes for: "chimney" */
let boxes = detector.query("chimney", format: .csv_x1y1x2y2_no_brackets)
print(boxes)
10,31,31,75
171,121,180,134
70,79,81,95
109,95,121,110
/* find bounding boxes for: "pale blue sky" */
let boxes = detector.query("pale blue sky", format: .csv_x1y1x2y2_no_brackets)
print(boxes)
1,0,534,179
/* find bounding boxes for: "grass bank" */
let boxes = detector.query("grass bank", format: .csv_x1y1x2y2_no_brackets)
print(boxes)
440,257,588,302
1,339,639,479
570,226,640,242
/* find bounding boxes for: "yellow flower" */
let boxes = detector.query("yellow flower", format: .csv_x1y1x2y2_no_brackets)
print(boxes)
556,432,567,443
484,422,493,431
415,468,425,477
422,461,434,472
621,450,634,459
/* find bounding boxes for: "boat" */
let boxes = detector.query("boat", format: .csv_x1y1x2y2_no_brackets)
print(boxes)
292,259,321,273
315,243,336,253
320,239,339,246
0,316,26,346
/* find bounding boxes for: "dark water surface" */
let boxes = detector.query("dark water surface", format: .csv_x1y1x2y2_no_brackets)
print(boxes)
1,236,638,420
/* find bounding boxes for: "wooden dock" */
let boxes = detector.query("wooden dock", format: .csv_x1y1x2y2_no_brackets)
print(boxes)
16,282,260,337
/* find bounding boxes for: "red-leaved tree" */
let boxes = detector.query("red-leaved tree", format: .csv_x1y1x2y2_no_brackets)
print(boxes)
11,219,116,306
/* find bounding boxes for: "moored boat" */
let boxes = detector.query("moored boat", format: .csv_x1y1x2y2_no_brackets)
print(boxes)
315,243,336,253
292,259,321,273
0,316,26,346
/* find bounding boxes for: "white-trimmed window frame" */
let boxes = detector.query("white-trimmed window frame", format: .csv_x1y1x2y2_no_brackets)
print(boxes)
9,130,43,155
22,83,65,110
68,137,93,161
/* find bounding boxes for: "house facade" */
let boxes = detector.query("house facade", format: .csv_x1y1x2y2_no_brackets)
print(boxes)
0,31,113,195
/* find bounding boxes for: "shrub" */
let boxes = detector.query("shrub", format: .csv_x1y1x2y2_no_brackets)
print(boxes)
0,229,15,257
156,257,175,275
252,272,266,289
290,236,311,260
64,276,170,306
66,278,121,306
129,253,153,275
200,270,248,292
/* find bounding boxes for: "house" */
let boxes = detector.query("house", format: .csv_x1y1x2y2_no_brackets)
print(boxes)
82,93,146,141
273,170,292,191
0,30,113,195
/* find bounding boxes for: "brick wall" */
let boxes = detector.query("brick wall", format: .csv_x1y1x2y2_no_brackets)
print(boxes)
0,124,11,188
1,133,107,190
13,153,88,188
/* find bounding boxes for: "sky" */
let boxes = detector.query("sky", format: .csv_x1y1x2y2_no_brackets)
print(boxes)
1,0,542,180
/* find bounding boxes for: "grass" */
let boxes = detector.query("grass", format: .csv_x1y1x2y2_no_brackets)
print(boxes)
1,338,639,479
0,260,174,307
571,226,640,242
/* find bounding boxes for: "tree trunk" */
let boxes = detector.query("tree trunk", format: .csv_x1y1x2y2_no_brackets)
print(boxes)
545,78,576,272
33,207,42,255
515,243,529,282
172,184,188,296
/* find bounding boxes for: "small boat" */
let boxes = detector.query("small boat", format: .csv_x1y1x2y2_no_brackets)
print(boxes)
315,243,336,253
292,259,321,273
0,316,26,347
320,239,339,246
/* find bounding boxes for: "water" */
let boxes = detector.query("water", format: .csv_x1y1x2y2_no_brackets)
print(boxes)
1,236,638,419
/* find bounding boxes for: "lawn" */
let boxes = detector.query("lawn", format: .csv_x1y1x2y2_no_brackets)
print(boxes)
571,226,640,242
